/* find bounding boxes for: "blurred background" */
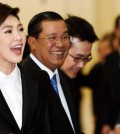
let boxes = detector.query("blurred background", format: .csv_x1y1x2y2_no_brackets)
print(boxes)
1,0,120,133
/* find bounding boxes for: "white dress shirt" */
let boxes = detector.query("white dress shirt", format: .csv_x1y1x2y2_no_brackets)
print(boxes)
30,53,75,133
0,65,22,129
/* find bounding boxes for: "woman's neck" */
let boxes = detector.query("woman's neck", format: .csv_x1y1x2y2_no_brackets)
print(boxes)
0,63,15,75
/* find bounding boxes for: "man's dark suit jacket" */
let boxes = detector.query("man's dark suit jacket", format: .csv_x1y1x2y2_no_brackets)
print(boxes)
0,63,50,134
21,56,84,134
102,51,120,128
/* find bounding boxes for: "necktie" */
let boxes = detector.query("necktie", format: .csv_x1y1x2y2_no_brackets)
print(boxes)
51,74,59,95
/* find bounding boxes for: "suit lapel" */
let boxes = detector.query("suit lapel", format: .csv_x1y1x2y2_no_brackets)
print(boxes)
50,85,68,115
58,69,80,133
21,56,40,70
0,90,20,131
19,66,39,130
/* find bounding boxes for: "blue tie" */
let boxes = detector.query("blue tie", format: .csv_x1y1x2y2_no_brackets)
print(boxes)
51,74,59,95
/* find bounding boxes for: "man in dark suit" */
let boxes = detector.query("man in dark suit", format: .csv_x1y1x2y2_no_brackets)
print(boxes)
60,15,98,132
21,11,83,134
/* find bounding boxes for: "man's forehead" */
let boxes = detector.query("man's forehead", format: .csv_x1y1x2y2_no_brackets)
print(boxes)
41,21,68,34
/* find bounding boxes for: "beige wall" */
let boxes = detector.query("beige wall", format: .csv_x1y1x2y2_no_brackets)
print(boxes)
1,0,120,36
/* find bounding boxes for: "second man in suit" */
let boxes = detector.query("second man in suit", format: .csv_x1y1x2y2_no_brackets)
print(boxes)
21,11,83,134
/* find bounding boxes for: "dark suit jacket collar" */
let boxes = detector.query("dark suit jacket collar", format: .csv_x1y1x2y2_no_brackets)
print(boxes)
0,90,20,132
19,65,39,130
21,56,40,70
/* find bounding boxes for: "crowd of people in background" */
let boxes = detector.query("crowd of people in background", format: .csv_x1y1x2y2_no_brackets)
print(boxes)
0,2,120,134
75,15,120,134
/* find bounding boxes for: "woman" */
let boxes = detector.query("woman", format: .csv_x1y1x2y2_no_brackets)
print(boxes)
0,3,51,134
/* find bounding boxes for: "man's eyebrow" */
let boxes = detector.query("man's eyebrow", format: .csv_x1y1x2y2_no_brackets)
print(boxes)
45,31,69,37
18,23,23,27
64,31,69,34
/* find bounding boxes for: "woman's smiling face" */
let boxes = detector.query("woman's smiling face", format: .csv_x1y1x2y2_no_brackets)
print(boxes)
0,15,26,66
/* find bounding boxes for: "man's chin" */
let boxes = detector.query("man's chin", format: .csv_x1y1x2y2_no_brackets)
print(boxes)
70,74,76,79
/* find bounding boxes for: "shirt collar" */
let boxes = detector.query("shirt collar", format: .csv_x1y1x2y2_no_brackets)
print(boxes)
30,53,57,79
55,69,60,82
0,64,20,85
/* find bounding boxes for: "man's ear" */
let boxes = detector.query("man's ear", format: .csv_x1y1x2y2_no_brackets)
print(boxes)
28,37,36,50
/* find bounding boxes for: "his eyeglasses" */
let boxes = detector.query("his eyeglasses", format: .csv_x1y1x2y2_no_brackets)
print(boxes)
68,53,92,63
39,34,71,43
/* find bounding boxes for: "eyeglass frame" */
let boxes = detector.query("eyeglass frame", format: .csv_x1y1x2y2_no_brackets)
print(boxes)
38,33,71,43
68,53,92,64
